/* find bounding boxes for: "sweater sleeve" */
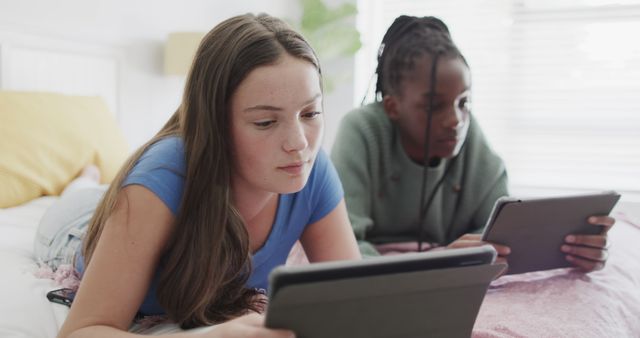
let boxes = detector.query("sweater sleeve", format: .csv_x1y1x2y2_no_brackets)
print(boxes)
470,169,509,234
455,116,510,237
331,111,380,256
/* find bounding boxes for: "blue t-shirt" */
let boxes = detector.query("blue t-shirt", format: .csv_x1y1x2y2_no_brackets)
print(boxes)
77,136,343,315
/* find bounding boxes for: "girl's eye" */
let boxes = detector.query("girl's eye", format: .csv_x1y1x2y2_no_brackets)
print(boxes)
253,120,275,128
458,98,472,112
425,103,444,113
302,111,322,119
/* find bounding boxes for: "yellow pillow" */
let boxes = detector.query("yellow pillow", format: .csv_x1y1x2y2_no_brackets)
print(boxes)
0,91,129,208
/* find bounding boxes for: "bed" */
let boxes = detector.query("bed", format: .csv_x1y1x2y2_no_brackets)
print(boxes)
1,33,639,338
2,196,639,337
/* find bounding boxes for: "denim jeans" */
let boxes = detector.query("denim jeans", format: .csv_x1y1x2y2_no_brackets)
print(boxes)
33,180,107,270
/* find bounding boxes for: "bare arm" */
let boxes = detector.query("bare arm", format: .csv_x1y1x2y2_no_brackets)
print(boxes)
68,314,294,338
300,199,361,262
58,185,176,338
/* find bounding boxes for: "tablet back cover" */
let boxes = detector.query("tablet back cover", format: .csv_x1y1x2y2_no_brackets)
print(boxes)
484,192,619,274
266,263,505,338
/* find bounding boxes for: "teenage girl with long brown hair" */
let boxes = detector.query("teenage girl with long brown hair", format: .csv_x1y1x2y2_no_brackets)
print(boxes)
35,13,360,338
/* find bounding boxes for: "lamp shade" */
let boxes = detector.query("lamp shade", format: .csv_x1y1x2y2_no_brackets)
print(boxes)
164,32,205,75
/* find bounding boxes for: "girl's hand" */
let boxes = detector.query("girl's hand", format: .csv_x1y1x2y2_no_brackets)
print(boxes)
207,313,295,338
447,233,511,266
562,215,616,272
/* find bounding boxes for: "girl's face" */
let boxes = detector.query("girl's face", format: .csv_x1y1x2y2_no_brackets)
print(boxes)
230,53,323,195
384,55,471,163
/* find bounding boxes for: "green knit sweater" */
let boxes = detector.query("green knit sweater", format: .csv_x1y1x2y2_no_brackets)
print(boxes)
331,102,508,256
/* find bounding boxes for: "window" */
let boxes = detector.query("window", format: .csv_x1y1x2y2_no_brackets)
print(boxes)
355,0,640,200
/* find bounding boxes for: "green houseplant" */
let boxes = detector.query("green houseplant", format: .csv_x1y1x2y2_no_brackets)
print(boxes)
293,0,362,91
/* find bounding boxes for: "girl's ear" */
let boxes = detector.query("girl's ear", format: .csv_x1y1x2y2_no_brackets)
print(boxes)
383,95,400,121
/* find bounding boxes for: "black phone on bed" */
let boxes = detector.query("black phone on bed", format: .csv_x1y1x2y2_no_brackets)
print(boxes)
46,288,76,307
46,288,147,320
482,190,620,274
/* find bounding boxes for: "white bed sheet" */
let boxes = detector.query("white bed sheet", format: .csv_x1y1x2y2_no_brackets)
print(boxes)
0,197,66,338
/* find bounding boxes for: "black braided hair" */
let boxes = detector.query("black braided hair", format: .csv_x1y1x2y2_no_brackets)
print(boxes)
374,15,468,100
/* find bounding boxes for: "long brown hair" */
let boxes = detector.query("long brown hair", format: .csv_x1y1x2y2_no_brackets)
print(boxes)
82,13,321,329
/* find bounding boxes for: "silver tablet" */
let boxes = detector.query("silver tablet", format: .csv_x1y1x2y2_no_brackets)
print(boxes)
482,190,620,275
265,246,505,338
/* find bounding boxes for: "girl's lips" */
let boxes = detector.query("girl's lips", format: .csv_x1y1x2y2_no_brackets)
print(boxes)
278,162,305,175
438,138,458,146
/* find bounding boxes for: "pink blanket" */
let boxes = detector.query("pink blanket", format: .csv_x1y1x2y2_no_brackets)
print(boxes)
472,219,640,337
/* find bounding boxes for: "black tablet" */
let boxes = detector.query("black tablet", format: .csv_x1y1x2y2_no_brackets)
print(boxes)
268,245,495,299
481,190,620,274
265,246,505,338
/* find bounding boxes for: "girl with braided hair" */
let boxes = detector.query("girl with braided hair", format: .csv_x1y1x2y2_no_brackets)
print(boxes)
331,15,614,272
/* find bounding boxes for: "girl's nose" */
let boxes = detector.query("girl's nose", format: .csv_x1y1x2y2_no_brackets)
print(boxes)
283,121,308,152
443,106,462,128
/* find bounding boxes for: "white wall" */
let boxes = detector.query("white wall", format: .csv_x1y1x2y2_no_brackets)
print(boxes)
0,0,357,150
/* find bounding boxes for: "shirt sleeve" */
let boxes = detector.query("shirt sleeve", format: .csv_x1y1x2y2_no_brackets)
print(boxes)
122,137,186,215
307,149,344,224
